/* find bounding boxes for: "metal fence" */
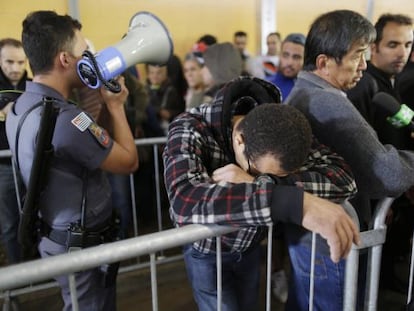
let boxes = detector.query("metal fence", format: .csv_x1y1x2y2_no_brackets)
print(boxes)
0,138,412,311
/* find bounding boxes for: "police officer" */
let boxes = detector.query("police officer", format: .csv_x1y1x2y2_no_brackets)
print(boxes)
6,11,138,311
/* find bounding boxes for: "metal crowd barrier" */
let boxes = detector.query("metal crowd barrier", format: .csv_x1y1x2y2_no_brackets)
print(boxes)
0,139,412,311
0,137,172,310
343,197,396,311
0,224,238,310
0,205,360,311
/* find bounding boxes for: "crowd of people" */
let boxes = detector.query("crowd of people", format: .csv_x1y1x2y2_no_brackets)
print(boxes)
0,7,413,311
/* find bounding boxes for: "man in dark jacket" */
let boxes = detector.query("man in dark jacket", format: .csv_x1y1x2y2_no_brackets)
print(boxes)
398,41,414,116
347,13,413,149
0,38,30,264
346,13,414,293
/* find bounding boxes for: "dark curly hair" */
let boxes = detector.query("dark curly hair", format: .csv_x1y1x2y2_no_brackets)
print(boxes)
236,103,312,173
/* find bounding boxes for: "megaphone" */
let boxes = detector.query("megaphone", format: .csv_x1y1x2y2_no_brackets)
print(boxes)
77,11,173,93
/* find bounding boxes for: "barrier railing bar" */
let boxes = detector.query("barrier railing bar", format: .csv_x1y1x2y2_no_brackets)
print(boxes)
0,281,58,299
0,254,183,301
0,149,11,157
0,224,237,291
353,229,387,250
134,137,167,146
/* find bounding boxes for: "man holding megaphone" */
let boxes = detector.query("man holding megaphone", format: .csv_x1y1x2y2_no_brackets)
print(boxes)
77,11,173,93
6,11,139,311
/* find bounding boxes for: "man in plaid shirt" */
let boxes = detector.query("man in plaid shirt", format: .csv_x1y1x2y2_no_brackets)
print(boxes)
163,76,358,311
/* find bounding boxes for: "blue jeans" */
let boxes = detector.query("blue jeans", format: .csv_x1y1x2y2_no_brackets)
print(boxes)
286,242,345,311
183,244,262,311
0,164,21,263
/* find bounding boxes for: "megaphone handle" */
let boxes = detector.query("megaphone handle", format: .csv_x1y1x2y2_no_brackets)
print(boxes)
82,50,121,93
103,79,121,93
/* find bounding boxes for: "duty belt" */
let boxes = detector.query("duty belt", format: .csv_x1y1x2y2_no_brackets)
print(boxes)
41,220,116,249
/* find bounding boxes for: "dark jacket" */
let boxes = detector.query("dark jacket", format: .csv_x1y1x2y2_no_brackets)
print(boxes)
398,61,414,111
144,79,184,137
347,62,412,150
0,67,30,157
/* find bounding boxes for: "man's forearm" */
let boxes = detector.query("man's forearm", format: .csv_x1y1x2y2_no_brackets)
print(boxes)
109,106,136,155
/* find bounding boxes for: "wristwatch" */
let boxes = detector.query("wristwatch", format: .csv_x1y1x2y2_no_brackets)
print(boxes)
0,111,5,122
254,174,276,186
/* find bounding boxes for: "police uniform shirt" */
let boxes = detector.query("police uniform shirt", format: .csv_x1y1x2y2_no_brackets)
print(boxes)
6,81,114,230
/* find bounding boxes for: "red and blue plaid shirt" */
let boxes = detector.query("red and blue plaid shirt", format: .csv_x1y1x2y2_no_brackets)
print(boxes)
163,102,357,254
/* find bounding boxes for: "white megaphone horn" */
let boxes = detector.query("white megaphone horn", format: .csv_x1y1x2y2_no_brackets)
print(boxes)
77,11,173,93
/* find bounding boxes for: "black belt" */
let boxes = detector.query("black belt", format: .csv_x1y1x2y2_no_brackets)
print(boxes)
42,220,116,249
47,228,110,248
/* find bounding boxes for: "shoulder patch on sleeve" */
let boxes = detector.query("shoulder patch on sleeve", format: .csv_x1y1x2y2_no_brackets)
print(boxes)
71,112,92,132
87,122,111,148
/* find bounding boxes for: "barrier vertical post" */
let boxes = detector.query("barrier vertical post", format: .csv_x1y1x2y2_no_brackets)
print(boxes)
365,197,394,311
265,224,273,311
309,232,316,311
342,200,361,311
68,273,79,311
150,253,159,311
216,236,223,311
129,173,139,237
407,229,414,305
152,144,163,234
